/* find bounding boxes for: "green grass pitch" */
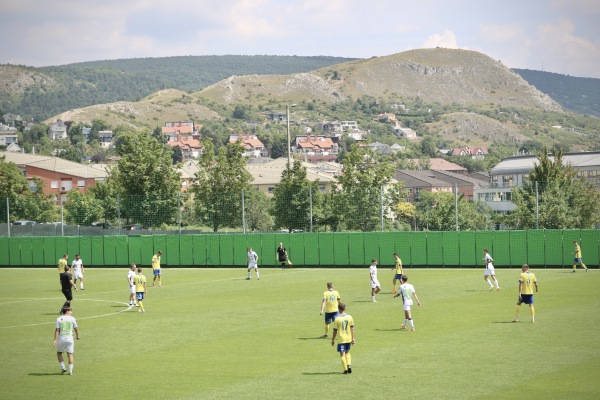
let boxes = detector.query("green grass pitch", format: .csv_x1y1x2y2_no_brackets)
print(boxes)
1,266,599,399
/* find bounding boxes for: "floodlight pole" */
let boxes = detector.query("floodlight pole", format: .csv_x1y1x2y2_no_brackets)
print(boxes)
286,104,296,164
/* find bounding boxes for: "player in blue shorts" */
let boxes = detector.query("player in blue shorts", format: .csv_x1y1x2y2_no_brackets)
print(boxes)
331,302,355,374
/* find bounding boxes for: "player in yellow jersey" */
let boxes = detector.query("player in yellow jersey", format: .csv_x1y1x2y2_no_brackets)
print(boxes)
57,254,68,281
320,282,341,338
515,264,538,322
134,267,147,313
331,302,355,374
390,253,403,294
571,241,588,272
152,250,162,287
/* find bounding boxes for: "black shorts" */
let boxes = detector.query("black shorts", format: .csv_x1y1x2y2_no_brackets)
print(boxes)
62,288,73,301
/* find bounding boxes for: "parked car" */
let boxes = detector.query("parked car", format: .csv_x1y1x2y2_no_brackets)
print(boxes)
13,220,37,226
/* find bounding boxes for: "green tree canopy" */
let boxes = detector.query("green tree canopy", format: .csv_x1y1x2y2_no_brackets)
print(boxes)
191,140,253,232
509,148,600,229
272,161,320,232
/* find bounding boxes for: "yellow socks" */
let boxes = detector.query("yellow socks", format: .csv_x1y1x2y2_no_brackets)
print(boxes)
340,357,347,371
345,353,352,368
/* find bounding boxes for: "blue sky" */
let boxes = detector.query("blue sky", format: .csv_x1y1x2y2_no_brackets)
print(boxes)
1,0,598,78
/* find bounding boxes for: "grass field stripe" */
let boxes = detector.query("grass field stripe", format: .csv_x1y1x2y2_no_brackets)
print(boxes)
0,298,132,329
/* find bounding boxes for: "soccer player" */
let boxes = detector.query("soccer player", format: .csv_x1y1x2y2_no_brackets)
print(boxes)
71,254,85,290
393,275,421,332
320,282,341,338
57,254,68,279
59,265,77,313
127,264,138,307
152,250,162,287
54,306,80,375
369,259,381,302
276,242,288,270
483,249,500,291
515,264,538,322
134,267,147,313
246,247,260,280
572,241,588,272
331,302,355,374
390,253,403,294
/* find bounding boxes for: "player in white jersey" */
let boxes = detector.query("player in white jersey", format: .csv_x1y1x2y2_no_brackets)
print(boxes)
393,275,421,332
127,264,138,307
483,249,500,291
53,307,80,375
71,254,85,290
246,247,260,280
369,259,381,302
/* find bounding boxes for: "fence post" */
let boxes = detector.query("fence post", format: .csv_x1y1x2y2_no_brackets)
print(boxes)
60,195,64,236
309,187,313,233
535,181,539,229
6,198,10,238
241,190,246,234
178,192,182,235
117,193,121,235
380,186,384,232
455,183,459,231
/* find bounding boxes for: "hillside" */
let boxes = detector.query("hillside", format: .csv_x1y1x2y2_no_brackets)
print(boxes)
48,89,222,128
198,49,562,113
0,55,354,120
514,69,600,117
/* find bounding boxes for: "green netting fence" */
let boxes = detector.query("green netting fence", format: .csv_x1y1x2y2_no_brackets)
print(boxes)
0,230,597,268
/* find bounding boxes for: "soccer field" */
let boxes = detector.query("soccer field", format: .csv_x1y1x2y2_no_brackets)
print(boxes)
1,266,599,400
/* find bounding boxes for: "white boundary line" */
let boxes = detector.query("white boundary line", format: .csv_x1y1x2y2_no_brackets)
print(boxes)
0,298,132,329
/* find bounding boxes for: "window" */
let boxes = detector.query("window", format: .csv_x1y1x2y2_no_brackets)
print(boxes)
51,180,59,189
77,180,85,188
268,187,274,194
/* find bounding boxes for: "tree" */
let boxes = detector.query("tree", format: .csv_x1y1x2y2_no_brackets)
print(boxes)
171,145,183,164
0,156,30,222
244,189,274,232
110,130,181,227
191,140,253,232
415,191,493,231
152,126,167,144
272,161,319,232
64,190,104,225
509,148,600,229
334,145,405,231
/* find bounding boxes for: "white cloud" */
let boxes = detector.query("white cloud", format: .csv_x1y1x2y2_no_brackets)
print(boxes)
422,30,460,49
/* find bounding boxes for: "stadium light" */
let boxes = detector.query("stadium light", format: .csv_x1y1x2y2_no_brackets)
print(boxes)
286,104,297,164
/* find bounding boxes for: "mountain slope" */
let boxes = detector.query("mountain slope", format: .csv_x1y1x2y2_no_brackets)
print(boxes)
198,49,563,112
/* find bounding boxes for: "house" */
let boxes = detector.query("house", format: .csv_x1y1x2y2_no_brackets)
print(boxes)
361,142,399,155
424,170,489,201
476,151,600,214
322,121,342,134
295,135,337,156
98,131,113,148
229,134,266,158
394,170,454,203
48,120,67,140
0,124,19,148
2,113,23,127
375,112,397,123
394,125,417,139
166,132,203,160
246,158,337,196
0,151,107,204
266,112,288,123
411,158,468,174
450,146,489,159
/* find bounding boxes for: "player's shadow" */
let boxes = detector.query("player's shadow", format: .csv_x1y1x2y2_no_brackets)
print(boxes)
493,321,519,324
29,372,65,376
302,372,343,376
375,328,403,332
298,336,329,340
110,305,129,308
